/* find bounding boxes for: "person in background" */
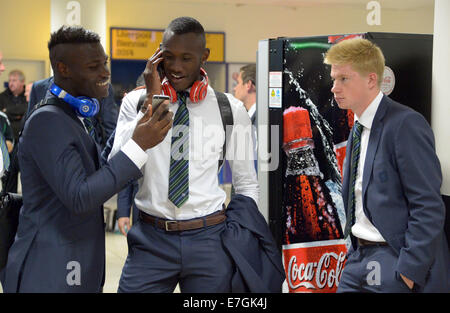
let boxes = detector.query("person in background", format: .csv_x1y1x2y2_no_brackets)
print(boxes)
234,64,256,124
233,63,257,165
0,52,14,155
0,50,5,76
24,82,34,103
324,37,450,292
0,49,13,288
115,74,144,236
0,70,27,143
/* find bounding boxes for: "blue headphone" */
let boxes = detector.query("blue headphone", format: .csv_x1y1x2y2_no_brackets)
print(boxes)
49,83,99,118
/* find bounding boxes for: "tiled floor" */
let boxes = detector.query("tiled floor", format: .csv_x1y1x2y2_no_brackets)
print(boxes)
103,231,128,293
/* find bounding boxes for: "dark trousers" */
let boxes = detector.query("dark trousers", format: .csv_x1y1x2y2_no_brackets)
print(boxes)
0,268,5,289
118,215,233,293
337,244,413,293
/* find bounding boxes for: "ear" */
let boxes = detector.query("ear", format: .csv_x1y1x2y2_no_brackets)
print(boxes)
245,80,254,92
56,61,70,79
367,72,378,89
201,48,210,64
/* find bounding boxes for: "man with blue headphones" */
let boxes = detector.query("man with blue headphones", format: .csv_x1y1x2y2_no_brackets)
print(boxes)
3,26,173,293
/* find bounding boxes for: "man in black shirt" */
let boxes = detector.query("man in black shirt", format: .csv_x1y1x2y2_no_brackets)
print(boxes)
0,70,27,142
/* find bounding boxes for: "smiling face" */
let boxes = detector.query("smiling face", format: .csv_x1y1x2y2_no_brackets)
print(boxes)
56,42,110,99
161,31,209,92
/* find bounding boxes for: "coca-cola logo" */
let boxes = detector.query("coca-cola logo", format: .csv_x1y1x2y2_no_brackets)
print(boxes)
287,252,346,290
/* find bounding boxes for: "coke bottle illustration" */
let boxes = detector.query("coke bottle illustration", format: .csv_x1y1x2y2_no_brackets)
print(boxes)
282,106,344,244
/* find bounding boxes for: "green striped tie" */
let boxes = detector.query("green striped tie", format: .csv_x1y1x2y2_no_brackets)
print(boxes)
83,117,97,141
344,120,363,237
168,92,189,207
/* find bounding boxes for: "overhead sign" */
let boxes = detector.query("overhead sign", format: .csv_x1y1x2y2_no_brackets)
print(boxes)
111,28,225,62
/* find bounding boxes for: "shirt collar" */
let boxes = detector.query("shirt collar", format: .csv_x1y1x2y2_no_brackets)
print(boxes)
247,103,256,118
355,91,383,130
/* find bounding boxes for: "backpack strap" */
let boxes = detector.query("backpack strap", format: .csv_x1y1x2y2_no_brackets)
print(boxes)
214,90,234,171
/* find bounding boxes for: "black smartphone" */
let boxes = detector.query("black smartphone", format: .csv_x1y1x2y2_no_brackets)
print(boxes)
152,95,170,113
157,62,165,80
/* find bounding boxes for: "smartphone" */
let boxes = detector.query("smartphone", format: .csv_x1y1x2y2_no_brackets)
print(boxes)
152,94,170,113
157,62,165,80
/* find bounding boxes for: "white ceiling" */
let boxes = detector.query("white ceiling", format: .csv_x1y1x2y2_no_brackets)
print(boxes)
165,0,434,10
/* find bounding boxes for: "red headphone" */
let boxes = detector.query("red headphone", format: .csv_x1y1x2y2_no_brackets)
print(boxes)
161,68,209,103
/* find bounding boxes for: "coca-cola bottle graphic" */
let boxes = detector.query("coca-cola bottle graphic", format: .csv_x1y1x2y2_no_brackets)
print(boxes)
282,106,344,244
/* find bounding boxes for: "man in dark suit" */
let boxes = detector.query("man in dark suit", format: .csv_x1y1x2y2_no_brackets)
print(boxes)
324,38,449,292
3,25,173,293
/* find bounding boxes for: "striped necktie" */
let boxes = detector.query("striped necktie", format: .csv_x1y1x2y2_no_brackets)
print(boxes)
0,132,10,172
344,120,364,237
168,92,190,207
83,117,97,141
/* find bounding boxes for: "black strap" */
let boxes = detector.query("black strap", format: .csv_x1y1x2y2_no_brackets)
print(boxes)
214,91,233,170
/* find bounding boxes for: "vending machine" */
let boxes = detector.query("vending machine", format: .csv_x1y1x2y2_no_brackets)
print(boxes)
256,32,432,293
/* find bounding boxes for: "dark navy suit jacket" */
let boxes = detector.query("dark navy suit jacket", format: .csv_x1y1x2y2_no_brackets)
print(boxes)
342,95,450,292
222,194,285,292
4,95,142,292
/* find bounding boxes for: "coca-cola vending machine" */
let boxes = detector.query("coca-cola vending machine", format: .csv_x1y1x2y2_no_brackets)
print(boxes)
256,33,432,293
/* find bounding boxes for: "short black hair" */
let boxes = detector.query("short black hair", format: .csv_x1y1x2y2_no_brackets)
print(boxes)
48,25,101,71
164,17,206,47
48,25,100,51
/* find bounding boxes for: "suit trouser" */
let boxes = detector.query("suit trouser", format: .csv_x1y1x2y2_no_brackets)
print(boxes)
337,244,413,293
0,268,5,289
118,215,233,293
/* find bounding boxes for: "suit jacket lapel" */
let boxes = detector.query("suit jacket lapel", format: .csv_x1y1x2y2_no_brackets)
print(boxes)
48,95,101,169
362,95,388,201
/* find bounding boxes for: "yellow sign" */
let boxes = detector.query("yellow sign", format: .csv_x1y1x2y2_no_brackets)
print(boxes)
205,33,225,62
111,28,225,62
111,28,163,60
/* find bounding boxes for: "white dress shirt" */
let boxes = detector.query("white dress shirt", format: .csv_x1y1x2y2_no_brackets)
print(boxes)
351,91,386,242
109,86,259,220
247,103,258,161
247,103,256,121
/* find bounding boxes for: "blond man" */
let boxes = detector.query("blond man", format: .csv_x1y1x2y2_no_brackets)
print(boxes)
324,38,449,292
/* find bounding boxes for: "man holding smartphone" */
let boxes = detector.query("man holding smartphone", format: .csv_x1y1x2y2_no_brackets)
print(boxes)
110,17,259,292
3,26,173,293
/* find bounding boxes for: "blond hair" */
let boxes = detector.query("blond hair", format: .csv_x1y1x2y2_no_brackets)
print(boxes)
324,38,385,86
